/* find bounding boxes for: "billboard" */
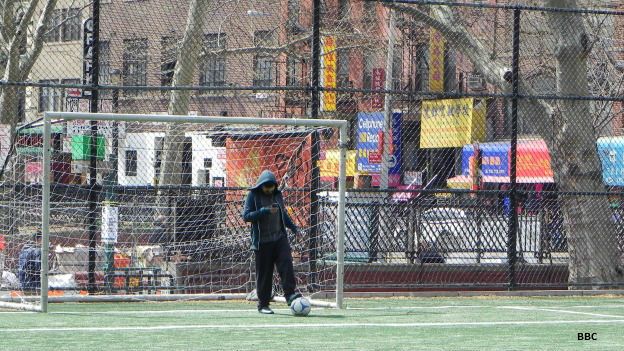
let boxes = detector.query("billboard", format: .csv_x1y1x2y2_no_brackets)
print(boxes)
420,98,486,149
356,112,402,186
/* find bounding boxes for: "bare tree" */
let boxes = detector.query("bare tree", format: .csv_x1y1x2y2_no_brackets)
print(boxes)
0,0,58,130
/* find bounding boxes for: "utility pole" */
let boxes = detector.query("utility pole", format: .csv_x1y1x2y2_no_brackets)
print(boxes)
380,9,396,190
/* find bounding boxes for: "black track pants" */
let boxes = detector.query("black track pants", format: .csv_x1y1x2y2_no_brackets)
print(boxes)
254,235,296,307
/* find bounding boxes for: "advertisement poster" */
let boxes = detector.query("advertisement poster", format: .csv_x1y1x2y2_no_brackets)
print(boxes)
420,98,486,149
429,29,445,93
461,139,554,182
226,134,313,227
356,112,402,186
321,36,337,112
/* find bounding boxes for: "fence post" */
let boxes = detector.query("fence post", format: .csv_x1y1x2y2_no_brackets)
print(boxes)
87,0,101,294
507,8,521,290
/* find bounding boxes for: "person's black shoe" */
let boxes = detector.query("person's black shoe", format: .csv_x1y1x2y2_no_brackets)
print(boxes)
258,306,274,314
286,293,303,306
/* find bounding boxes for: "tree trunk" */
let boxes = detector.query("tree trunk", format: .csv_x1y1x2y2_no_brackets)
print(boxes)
158,0,209,187
546,0,623,288
155,0,210,237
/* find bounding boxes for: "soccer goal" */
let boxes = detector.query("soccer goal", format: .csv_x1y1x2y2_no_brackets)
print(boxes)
0,112,347,312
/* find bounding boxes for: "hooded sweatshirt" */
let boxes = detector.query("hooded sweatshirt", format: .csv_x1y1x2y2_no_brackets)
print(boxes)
243,170,298,249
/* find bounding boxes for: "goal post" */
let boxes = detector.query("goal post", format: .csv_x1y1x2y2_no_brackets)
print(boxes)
32,112,347,312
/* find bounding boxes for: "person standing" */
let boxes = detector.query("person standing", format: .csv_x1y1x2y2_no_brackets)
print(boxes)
243,170,302,314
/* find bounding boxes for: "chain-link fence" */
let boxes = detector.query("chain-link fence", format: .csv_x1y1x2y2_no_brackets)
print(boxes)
2,0,624,296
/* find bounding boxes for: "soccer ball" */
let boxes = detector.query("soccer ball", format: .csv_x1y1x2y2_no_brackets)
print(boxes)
290,297,311,316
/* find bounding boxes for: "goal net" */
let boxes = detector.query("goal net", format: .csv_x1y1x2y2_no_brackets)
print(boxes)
0,112,347,312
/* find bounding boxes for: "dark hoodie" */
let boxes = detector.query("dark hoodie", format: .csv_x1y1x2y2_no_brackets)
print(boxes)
242,170,298,250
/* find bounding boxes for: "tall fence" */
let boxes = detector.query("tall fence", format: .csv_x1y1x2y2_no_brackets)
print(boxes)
1,0,624,293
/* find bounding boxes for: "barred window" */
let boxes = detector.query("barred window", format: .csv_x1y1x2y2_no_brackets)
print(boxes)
44,10,61,42
39,80,62,112
337,48,350,87
125,150,138,177
62,8,81,42
123,39,148,95
45,8,81,42
286,56,304,87
161,37,178,87
199,34,226,88
253,31,276,87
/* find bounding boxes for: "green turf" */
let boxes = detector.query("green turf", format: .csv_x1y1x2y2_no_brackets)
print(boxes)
1,296,623,350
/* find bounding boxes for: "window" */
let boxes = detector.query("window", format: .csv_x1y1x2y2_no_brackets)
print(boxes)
392,44,403,90
99,41,112,98
363,49,374,89
161,37,178,87
39,80,62,112
444,48,457,92
44,10,61,42
339,0,350,20
253,31,276,87
286,56,303,87
337,48,350,87
125,150,138,177
62,8,81,42
45,8,81,42
287,0,300,30
364,1,376,20
204,158,213,169
123,39,148,95
414,44,429,92
154,137,164,178
199,34,226,88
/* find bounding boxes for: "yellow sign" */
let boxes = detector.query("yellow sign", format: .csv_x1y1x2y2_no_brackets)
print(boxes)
319,150,356,177
420,98,486,149
429,29,445,92
321,36,337,111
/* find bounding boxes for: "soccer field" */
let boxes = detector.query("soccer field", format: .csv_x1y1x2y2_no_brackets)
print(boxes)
1,296,623,350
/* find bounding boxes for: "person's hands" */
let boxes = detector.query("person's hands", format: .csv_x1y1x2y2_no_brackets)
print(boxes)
270,206,279,214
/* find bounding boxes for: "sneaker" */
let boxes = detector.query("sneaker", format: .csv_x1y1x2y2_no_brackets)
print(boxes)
286,293,303,306
258,306,274,314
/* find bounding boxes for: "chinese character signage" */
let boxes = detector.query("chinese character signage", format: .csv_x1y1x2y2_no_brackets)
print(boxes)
321,36,337,112
429,29,445,92
372,68,385,109
420,98,486,149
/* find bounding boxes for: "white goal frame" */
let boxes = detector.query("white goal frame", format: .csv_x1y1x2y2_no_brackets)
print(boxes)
34,112,346,312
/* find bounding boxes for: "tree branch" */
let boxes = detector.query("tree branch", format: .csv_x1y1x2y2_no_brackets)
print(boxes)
19,0,58,79
384,2,554,134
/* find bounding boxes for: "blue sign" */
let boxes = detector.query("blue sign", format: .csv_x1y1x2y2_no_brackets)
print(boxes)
598,138,624,186
356,112,402,175
462,142,509,177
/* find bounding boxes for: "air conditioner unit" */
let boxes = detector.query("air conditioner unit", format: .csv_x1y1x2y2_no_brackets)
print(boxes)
467,73,487,91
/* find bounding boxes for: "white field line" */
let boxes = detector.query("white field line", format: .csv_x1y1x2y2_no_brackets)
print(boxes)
1,304,623,315
498,306,624,319
2,319,624,333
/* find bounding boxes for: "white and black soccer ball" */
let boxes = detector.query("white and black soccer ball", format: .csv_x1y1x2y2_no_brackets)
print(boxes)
290,297,311,316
